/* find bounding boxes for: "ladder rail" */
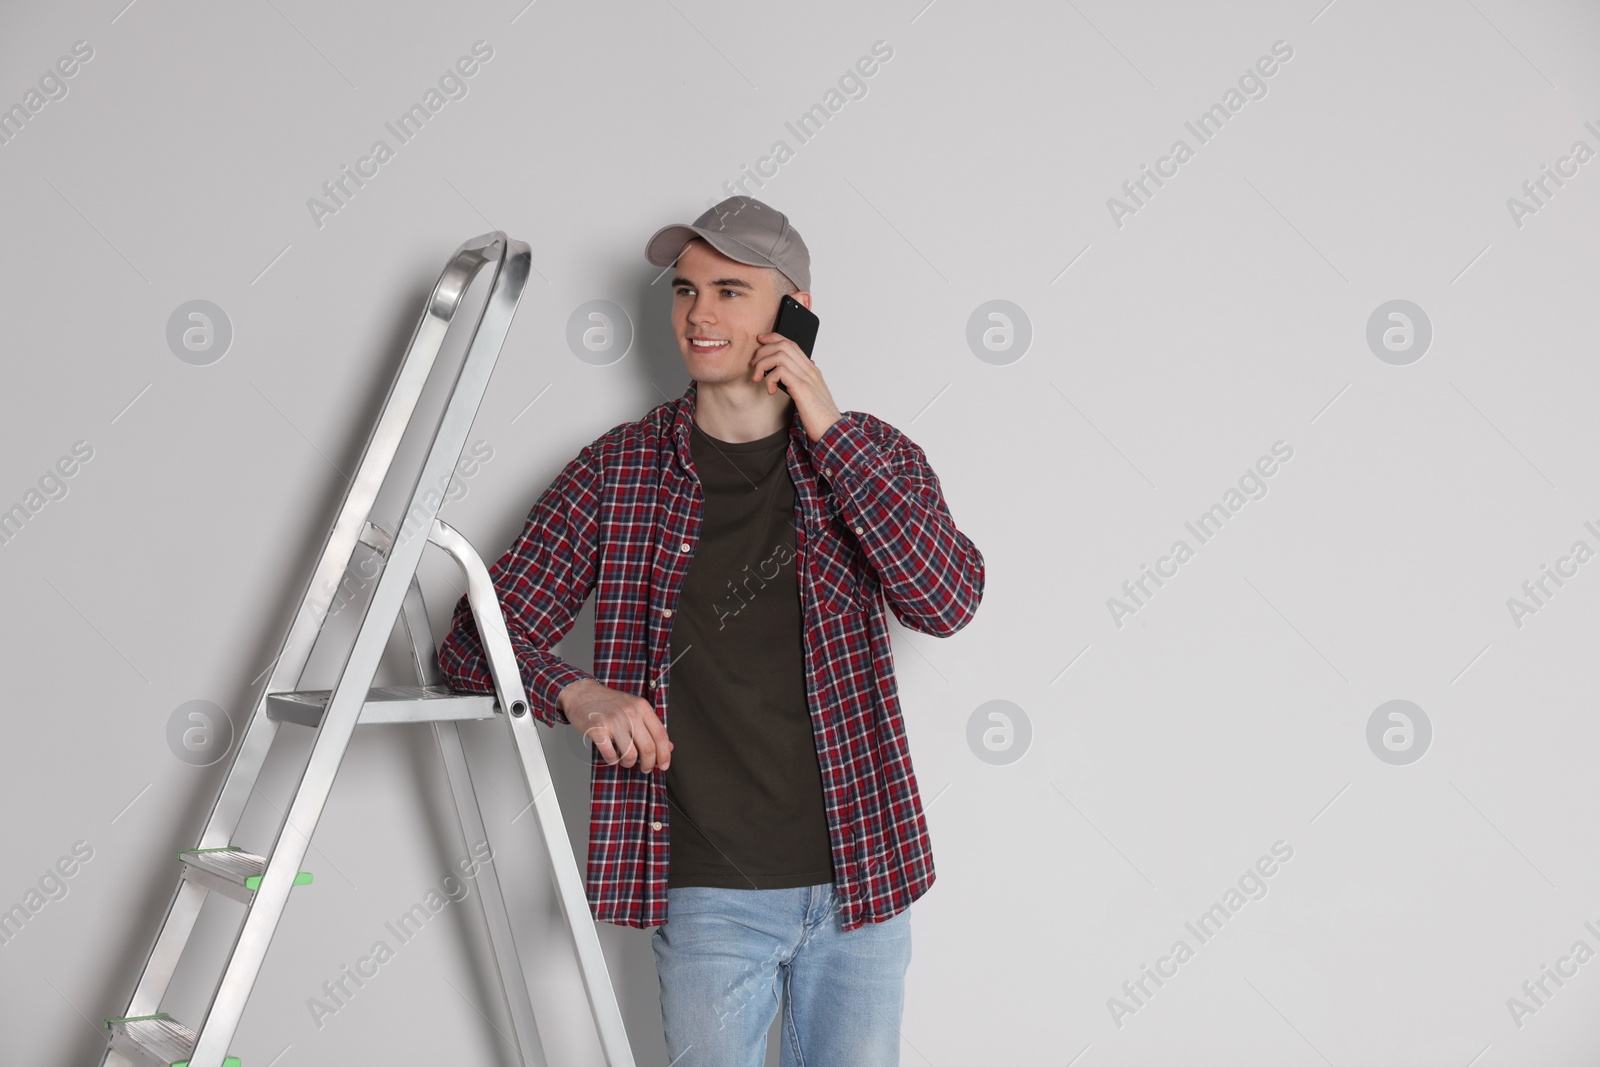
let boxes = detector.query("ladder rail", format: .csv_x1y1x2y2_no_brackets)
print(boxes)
186,236,531,1067
398,576,550,1067
428,518,638,1067
100,230,639,1067
107,234,515,1040
206,236,505,847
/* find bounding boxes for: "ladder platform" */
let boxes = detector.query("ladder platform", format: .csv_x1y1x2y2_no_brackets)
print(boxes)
180,847,312,906
266,684,498,728
104,1013,240,1067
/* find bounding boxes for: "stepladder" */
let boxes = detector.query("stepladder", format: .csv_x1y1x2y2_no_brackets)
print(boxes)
99,232,637,1067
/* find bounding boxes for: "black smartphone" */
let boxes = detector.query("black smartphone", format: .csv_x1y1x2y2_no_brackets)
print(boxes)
769,294,819,394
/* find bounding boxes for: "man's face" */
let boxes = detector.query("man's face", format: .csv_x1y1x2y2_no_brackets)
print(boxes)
670,238,794,387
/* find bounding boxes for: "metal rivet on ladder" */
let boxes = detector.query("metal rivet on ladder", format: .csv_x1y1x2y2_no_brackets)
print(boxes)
510,700,527,717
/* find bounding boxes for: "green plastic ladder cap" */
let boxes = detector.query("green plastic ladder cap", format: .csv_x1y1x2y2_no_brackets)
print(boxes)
243,871,313,891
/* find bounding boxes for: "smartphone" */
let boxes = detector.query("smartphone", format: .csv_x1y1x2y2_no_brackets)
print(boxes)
768,294,819,394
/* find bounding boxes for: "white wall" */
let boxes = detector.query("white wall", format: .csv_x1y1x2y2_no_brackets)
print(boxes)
4,0,1600,1064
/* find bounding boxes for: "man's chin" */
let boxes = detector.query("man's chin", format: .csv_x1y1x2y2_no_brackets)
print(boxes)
682,357,752,385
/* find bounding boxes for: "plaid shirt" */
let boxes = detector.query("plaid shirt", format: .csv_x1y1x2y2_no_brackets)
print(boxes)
438,379,984,929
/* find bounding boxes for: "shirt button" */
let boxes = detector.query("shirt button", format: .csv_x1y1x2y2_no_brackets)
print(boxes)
662,608,673,617
854,525,864,534
679,542,690,552
824,466,833,476
648,679,657,689
651,820,663,831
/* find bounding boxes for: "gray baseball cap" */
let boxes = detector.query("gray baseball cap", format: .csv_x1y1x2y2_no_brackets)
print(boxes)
645,195,810,292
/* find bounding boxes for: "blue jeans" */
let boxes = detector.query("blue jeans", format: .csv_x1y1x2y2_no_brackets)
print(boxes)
651,882,913,1067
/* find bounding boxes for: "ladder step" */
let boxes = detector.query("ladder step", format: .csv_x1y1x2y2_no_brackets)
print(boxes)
104,1012,241,1067
266,684,498,728
180,847,312,906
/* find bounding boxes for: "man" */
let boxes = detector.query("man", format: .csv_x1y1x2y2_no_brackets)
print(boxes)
438,195,984,1066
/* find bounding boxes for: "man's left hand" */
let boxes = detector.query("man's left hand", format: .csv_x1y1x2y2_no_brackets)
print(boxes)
751,332,843,442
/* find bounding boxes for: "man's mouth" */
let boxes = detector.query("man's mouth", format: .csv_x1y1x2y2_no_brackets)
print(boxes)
689,338,730,350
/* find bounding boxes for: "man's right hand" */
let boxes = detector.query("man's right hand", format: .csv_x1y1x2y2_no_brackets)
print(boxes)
556,678,673,774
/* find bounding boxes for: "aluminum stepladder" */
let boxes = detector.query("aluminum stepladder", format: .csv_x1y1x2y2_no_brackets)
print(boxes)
98,232,637,1067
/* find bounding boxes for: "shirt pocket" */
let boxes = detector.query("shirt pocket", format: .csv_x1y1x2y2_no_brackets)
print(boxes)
807,517,865,615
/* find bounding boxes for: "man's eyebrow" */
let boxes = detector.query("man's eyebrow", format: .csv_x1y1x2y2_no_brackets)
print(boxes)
670,276,756,290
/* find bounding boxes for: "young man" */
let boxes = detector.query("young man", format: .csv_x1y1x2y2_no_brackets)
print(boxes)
438,195,984,1066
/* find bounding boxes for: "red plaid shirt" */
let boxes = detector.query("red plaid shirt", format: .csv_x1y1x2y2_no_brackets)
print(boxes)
438,379,984,929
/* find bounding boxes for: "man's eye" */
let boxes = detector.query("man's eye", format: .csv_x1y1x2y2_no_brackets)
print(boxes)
721,289,741,298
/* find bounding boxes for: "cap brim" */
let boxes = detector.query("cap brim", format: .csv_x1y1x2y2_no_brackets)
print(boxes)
644,225,779,274
644,224,699,267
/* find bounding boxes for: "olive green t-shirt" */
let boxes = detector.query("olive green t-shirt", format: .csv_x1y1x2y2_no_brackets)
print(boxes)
663,420,836,889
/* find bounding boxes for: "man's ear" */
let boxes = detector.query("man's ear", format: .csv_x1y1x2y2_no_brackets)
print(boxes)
794,291,812,311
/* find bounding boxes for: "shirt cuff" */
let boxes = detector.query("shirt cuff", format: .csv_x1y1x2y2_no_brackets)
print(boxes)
528,660,593,727
808,412,886,492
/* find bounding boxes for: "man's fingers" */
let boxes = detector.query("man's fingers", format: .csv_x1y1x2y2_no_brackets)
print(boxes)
752,351,803,389
603,741,624,767
573,693,672,774
627,700,668,773
640,707,673,770
749,339,800,371
582,722,621,766
588,722,638,768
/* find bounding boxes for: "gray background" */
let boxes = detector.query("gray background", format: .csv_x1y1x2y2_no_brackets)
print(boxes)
3,0,1599,1063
